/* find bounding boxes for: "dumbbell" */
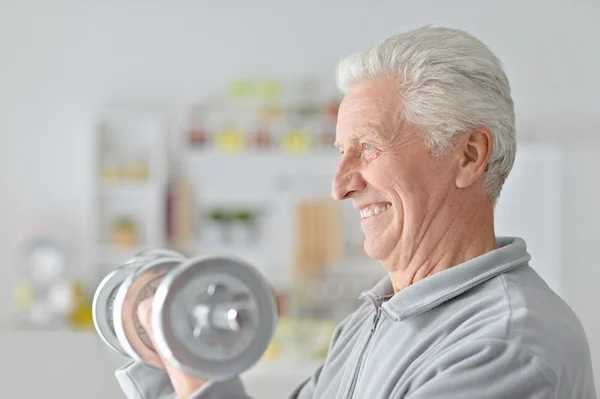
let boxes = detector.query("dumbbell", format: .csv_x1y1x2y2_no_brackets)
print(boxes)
92,249,278,381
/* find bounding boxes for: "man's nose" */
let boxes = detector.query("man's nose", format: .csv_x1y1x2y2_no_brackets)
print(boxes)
331,154,366,200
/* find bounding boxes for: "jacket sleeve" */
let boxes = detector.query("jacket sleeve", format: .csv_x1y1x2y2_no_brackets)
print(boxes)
401,339,558,399
115,361,250,399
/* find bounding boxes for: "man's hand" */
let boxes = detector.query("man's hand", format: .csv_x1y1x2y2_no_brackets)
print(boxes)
137,298,209,398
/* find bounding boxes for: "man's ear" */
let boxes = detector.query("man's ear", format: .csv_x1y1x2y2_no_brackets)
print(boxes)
455,127,493,189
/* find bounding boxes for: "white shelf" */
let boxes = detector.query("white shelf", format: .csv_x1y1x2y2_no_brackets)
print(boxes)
180,149,340,203
182,148,339,167
181,149,341,182
95,181,159,196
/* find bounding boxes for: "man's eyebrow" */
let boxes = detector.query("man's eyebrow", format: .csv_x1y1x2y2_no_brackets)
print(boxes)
352,130,380,142
334,130,382,150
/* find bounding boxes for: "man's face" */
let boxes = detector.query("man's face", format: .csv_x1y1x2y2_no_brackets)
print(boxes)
332,78,458,263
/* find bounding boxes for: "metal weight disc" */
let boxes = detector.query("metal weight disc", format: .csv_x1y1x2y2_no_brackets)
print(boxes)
125,249,186,266
92,265,139,356
152,255,278,381
113,256,185,369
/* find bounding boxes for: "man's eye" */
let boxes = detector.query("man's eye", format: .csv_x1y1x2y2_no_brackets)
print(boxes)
362,143,372,150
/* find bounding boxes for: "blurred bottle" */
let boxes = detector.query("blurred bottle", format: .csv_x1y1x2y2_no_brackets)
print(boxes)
186,105,211,149
250,79,283,151
283,79,321,153
68,281,94,330
166,166,195,248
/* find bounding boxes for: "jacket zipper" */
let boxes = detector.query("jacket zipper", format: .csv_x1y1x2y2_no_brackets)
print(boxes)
346,308,382,399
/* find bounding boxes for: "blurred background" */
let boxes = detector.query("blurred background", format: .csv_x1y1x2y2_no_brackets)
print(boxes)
1,0,598,397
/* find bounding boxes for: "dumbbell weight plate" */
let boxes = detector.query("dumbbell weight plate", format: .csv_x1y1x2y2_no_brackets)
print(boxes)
124,249,186,266
92,265,139,356
152,255,278,381
92,249,185,357
113,256,185,369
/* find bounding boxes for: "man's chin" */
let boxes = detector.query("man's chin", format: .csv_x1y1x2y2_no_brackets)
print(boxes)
363,239,387,261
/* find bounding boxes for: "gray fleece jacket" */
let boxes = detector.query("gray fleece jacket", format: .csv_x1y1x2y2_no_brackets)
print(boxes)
115,237,597,398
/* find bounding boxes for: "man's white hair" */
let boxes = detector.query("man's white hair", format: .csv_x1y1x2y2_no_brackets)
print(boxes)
336,25,516,202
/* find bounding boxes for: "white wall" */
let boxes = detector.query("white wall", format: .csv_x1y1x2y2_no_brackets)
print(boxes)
1,0,599,394
563,139,600,379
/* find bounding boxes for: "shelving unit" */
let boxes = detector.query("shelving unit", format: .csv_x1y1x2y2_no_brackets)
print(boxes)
90,109,171,278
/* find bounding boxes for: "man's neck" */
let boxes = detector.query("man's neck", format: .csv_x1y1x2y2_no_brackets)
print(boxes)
383,198,498,294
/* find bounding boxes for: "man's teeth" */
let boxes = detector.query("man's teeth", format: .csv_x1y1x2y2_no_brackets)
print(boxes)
360,204,391,219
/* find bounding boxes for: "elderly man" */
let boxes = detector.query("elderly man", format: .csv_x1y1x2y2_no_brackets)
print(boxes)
115,26,596,398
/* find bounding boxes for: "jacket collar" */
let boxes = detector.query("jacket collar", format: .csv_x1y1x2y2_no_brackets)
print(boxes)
359,237,531,321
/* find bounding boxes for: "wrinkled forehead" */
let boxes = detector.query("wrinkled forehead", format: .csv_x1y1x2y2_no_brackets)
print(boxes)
335,82,402,148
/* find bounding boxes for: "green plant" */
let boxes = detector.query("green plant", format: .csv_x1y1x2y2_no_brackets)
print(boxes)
113,216,136,230
234,209,254,223
208,209,231,223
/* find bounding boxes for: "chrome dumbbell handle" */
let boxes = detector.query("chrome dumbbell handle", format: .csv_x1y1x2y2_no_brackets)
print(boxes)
191,282,255,336
194,303,247,332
